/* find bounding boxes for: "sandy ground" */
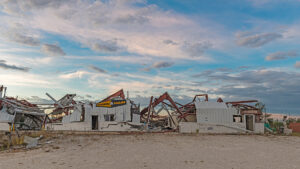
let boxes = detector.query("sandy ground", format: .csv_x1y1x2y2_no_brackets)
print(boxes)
0,133,300,169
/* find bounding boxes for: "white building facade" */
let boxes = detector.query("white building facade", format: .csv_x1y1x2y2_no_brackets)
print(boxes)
48,99,142,131
179,101,264,134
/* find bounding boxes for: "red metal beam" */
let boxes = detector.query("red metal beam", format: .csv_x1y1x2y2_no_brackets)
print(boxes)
226,100,258,105
233,103,257,109
140,92,183,116
5,97,38,108
100,89,125,102
193,94,208,102
228,102,262,116
146,96,153,124
217,97,224,103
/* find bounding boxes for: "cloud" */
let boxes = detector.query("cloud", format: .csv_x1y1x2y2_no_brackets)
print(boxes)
91,40,123,53
0,0,65,15
0,70,57,88
41,44,65,56
152,61,174,68
163,39,177,45
83,70,204,100
115,14,149,24
216,67,232,72
284,23,300,39
66,55,153,64
266,51,298,61
106,81,155,95
192,68,232,78
88,65,107,74
238,66,251,69
0,0,226,60
25,57,55,66
130,94,193,107
4,29,40,46
236,32,282,48
192,70,214,78
182,41,212,57
85,94,92,98
192,68,300,113
295,61,300,68
143,61,174,71
0,60,30,72
59,70,91,79
24,96,52,104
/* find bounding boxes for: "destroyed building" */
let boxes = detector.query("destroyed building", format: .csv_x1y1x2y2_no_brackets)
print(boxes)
0,85,47,130
1,84,266,134
139,92,191,130
47,89,142,131
133,92,265,134
179,95,265,134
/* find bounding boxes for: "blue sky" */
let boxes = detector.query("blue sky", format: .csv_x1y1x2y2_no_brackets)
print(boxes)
0,0,300,114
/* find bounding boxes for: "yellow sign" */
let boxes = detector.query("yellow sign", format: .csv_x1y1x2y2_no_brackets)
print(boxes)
96,100,112,107
96,100,126,108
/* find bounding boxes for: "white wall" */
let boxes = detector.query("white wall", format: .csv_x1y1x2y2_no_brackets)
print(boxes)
58,99,138,131
0,123,9,131
195,102,239,124
47,122,90,131
61,99,132,124
90,99,131,122
179,122,246,134
254,122,265,134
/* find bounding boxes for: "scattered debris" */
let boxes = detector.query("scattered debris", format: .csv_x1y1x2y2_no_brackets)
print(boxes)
24,136,39,149
45,140,54,144
0,85,47,131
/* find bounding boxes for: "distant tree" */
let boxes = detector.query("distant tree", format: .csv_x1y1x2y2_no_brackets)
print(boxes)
255,102,266,122
286,118,296,126
273,121,284,132
255,102,266,113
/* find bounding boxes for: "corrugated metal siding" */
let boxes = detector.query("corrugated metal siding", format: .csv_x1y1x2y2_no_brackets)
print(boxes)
195,101,227,109
195,101,238,124
84,104,92,122
124,101,131,121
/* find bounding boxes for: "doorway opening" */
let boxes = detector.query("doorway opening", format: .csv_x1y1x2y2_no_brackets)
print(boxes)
246,115,254,131
92,115,98,130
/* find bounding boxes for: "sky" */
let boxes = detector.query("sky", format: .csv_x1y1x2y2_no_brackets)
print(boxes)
0,0,300,114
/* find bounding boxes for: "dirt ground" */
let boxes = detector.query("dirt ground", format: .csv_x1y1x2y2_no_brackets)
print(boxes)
0,133,300,169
